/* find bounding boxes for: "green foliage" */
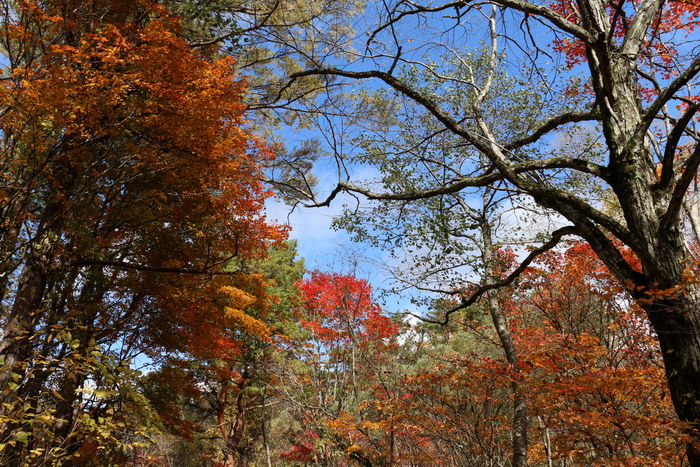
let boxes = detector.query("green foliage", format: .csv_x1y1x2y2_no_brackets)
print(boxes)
0,332,161,466
142,240,306,465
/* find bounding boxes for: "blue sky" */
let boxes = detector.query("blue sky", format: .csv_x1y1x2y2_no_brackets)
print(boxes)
264,157,428,316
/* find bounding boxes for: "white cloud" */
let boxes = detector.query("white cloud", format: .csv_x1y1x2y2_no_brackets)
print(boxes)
265,192,355,271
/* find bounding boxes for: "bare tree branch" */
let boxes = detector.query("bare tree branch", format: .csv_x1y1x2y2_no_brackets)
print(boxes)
640,55,700,136
504,109,601,150
367,0,594,46
619,0,666,57
657,102,700,191
414,225,577,325
305,156,609,205
662,142,700,230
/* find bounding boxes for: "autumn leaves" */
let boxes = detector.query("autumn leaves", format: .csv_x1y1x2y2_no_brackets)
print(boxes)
0,1,283,463
1,0,699,465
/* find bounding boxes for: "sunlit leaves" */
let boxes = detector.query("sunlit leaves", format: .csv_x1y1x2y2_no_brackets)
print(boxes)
0,1,285,463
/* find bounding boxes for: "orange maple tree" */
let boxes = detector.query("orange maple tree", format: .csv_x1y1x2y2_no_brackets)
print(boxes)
510,243,682,465
314,243,684,466
0,1,284,464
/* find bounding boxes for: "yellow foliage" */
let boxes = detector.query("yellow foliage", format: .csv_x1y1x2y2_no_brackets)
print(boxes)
219,285,256,310
224,307,272,342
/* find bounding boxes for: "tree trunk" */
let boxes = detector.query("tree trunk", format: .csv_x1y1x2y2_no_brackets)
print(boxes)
583,44,700,464
481,207,528,467
643,290,700,464
0,249,51,391
0,248,51,464
0,205,62,391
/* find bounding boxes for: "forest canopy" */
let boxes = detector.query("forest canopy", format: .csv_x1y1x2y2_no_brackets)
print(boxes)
1,0,700,466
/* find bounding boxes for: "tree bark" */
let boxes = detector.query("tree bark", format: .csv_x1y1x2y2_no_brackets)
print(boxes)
642,290,700,464
0,203,65,463
480,204,528,467
594,52,700,464
0,203,63,389
0,245,51,464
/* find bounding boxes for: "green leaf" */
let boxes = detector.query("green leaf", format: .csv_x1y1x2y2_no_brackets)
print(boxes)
94,390,111,399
